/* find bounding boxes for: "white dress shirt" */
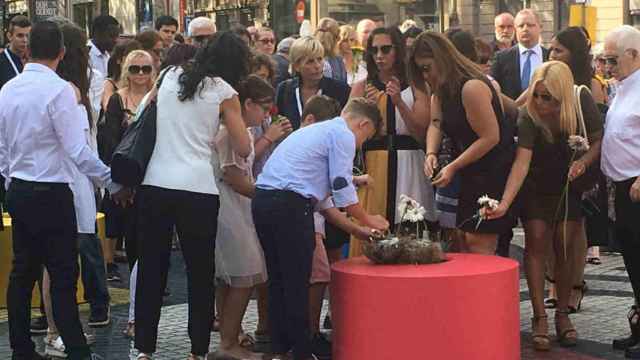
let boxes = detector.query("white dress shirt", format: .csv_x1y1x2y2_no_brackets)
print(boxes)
143,67,234,194
256,117,359,208
518,43,543,84
601,68,640,182
0,63,120,194
88,40,109,114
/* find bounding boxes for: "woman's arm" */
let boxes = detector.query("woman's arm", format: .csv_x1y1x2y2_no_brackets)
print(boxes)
320,207,372,240
101,80,116,111
424,94,443,178
590,78,607,105
486,147,533,219
433,80,500,187
222,166,255,198
392,83,429,141
220,95,251,158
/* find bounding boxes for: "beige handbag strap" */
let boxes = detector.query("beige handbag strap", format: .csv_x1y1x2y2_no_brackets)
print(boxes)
573,84,590,138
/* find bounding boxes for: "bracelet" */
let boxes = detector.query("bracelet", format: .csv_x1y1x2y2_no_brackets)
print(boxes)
426,152,438,157
262,136,274,144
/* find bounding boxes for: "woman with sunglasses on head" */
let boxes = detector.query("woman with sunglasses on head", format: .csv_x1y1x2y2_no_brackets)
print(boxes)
338,25,367,85
349,26,435,257
315,17,348,83
413,32,515,255
484,61,602,351
543,26,608,316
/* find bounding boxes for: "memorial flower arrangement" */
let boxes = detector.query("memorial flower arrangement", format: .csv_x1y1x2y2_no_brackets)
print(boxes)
363,194,445,265
269,105,287,125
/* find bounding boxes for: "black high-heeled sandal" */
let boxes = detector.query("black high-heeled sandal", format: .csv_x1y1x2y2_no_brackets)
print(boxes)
569,281,588,314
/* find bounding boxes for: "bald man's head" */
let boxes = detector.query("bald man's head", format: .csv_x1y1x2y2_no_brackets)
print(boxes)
494,12,515,46
356,19,376,47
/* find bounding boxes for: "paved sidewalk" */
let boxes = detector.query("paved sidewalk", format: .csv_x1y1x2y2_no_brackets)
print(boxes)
0,233,636,359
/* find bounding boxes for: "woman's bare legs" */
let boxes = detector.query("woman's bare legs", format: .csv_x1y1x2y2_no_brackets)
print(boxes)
217,284,259,359
42,269,58,340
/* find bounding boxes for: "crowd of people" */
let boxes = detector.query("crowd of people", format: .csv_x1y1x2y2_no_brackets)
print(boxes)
0,7,639,360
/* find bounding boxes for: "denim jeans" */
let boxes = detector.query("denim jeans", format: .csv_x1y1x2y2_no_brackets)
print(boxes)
78,233,110,311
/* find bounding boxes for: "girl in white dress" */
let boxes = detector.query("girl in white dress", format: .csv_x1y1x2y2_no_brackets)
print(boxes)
212,75,274,360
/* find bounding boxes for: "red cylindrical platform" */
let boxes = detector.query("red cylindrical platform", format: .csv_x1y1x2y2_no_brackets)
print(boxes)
331,254,520,360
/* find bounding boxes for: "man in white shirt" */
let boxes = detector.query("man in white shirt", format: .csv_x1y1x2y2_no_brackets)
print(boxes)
0,21,128,360
87,15,120,115
601,25,640,359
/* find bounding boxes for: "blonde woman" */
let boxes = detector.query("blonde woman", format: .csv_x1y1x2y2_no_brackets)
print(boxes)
485,61,602,350
338,25,367,85
315,17,347,83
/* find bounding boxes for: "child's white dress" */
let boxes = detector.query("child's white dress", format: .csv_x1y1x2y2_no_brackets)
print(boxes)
213,127,268,287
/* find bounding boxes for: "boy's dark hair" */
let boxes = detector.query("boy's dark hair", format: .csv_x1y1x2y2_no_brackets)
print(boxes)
29,20,64,61
8,15,31,33
91,15,119,38
301,95,341,123
155,15,178,30
250,52,276,82
236,74,275,104
342,97,382,134
161,43,197,70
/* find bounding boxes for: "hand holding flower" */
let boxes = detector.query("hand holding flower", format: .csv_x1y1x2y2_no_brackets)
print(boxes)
568,159,587,182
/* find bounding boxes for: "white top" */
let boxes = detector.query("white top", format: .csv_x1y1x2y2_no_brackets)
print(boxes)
518,43,543,84
69,105,97,233
88,40,109,81
143,67,237,194
601,68,640,182
0,63,119,194
88,40,109,115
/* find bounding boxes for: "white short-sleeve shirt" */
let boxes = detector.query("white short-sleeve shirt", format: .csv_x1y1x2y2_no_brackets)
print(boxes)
143,67,237,194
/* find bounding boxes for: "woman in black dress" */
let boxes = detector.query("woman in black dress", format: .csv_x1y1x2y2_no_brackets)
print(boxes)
410,32,515,255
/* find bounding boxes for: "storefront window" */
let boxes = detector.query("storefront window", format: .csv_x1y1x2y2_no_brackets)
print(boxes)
496,0,524,15
631,0,640,29
271,0,311,39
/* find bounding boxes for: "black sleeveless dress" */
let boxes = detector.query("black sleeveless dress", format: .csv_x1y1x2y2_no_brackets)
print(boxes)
440,77,516,234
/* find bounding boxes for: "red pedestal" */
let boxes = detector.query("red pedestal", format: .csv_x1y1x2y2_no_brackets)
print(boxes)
331,254,520,360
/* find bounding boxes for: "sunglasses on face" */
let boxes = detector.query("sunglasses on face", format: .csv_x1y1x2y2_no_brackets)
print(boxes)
368,45,394,55
603,56,618,66
129,65,153,75
532,92,555,102
192,34,212,44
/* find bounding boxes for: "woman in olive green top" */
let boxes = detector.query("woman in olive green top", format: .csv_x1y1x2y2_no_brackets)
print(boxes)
486,61,602,351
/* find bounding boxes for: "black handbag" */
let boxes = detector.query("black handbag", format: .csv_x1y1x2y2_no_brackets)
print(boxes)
110,68,170,186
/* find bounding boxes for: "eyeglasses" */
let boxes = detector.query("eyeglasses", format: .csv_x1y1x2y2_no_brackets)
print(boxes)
532,92,555,102
258,38,275,44
128,65,153,75
603,56,618,66
368,45,394,55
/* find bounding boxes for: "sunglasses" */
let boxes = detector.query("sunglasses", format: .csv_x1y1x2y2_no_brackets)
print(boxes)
603,56,618,66
532,92,555,102
192,34,212,44
368,45,394,55
258,38,275,44
128,65,153,75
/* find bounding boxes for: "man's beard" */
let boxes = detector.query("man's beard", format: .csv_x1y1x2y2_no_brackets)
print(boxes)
496,33,513,45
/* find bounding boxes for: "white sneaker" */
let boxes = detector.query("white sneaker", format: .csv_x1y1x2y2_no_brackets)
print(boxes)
44,336,67,358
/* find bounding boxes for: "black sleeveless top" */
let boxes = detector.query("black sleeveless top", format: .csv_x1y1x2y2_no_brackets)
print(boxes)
440,76,515,175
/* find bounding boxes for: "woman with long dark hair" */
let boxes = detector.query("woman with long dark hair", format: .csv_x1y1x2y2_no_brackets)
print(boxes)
41,19,110,357
349,26,435,256
134,31,252,360
412,32,515,255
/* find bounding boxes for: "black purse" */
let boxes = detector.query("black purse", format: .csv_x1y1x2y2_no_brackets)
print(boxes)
110,68,170,187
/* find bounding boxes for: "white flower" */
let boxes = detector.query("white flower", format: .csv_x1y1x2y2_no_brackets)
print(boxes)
568,135,590,152
477,195,499,210
380,237,400,247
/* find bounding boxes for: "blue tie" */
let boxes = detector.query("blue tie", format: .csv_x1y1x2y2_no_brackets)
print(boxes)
521,50,532,91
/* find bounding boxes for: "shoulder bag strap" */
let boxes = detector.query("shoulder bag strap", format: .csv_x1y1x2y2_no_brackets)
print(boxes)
574,84,590,139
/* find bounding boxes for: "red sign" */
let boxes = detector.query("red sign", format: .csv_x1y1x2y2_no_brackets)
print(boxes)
295,1,305,24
